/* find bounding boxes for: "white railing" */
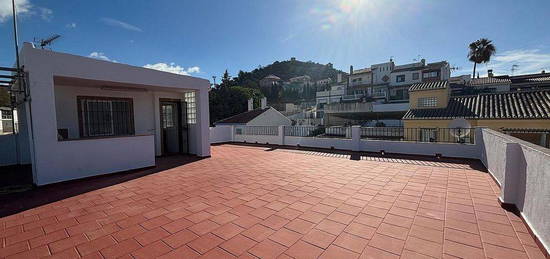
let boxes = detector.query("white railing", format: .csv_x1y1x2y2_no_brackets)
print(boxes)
324,102,373,113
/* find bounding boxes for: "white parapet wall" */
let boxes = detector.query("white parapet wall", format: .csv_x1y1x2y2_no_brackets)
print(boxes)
480,129,550,252
211,125,483,159
210,126,233,144
36,135,156,185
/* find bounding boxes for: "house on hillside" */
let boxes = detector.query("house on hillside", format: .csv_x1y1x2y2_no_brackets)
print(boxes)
2,42,211,185
403,80,550,147
259,74,282,88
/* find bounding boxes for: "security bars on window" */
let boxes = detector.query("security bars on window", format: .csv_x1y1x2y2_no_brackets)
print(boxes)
78,97,134,137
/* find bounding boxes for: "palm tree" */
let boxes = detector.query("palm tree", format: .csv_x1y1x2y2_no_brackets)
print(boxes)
468,38,496,78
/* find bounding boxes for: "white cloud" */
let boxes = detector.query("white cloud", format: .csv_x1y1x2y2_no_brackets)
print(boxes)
100,17,142,32
487,49,550,76
66,22,76,28
0,0,32,22
38,7,51,21
143,63,200,75
89,52,117,63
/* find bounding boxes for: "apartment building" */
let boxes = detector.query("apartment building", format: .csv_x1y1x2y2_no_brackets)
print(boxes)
315,59,450,126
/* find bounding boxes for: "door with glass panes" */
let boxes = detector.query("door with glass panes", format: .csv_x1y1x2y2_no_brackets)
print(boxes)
160,100,188,155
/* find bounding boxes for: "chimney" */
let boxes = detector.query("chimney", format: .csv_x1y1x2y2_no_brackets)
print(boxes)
337,73,342,83
260,97,267,109
248,98,254,111
488,69,493,77
421,59,426,66
349,65,354,75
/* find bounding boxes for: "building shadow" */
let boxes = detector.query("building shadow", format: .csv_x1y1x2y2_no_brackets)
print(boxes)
228,142,486,171
0,155,204,218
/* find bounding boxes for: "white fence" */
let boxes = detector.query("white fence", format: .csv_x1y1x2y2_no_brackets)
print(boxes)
210,125,482,159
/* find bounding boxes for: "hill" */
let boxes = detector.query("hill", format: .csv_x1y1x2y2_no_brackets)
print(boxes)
232,58,342,90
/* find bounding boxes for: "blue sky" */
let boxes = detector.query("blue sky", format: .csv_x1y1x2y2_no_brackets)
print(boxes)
1,0,550,82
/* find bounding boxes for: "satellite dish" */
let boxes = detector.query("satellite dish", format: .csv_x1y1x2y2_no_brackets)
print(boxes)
449,118,471,142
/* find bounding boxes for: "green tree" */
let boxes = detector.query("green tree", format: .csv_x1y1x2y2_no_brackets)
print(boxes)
468,38,496,78
0,88,10,107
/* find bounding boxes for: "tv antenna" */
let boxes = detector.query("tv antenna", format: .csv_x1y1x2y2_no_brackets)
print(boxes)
511,64,519,75
35,34,61,49
450,65,461,72
413,55,422,62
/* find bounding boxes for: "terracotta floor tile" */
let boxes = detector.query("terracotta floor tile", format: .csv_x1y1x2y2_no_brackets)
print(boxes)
268,228,302,247
200,247,236,259
444,228,482,248
376,223,409,240
319,244,360,259
99,238,141,259
360,245,400,259
220,234,257,256
483,243,529,259
162,229,198,249
188,220,220,236
261,215,290,230
301,229,337,249
344,222,376,240
354,213,383,228
248,239,287,259
131,240,171,258
242,224,275,242
408,224,443,244
404,236,442,258
480,230,524,251
443,240,485,259
285,218,315,235
211,223,245,240
284,240,324,259
315,219,346,236
161,218,193,234
158,245,199,259
187,233,223,254
134,227,170,246
333,232,369,253
368,233,404,256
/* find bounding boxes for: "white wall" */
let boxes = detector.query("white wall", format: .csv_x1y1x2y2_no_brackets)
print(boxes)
0,134,17,166
210,125,232,143
36,135,155,185
480,129,550,252
248,108,291,126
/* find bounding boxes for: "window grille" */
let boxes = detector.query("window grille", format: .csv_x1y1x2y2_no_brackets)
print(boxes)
78,97,134,137
418,97,437,108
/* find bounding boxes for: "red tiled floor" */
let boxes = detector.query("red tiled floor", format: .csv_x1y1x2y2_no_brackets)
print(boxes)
0,145,546,258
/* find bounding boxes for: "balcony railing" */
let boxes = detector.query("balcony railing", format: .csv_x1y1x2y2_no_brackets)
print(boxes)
235,126,278,136
360,127,475,144
283,126,351,138
325,102,373,113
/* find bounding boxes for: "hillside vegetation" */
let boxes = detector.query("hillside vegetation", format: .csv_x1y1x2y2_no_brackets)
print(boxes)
209,59,342,124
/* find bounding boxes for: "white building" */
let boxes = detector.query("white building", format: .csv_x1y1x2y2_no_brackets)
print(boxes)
0,107,17,134
6,43,211,185
215,98,291,127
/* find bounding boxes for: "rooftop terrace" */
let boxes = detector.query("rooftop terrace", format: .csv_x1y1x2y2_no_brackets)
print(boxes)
1,145,547,258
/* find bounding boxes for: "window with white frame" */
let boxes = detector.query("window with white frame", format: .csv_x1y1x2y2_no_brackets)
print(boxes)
185,91,197,124
78,97,134,137
423,71,438,79
417,97,437,108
